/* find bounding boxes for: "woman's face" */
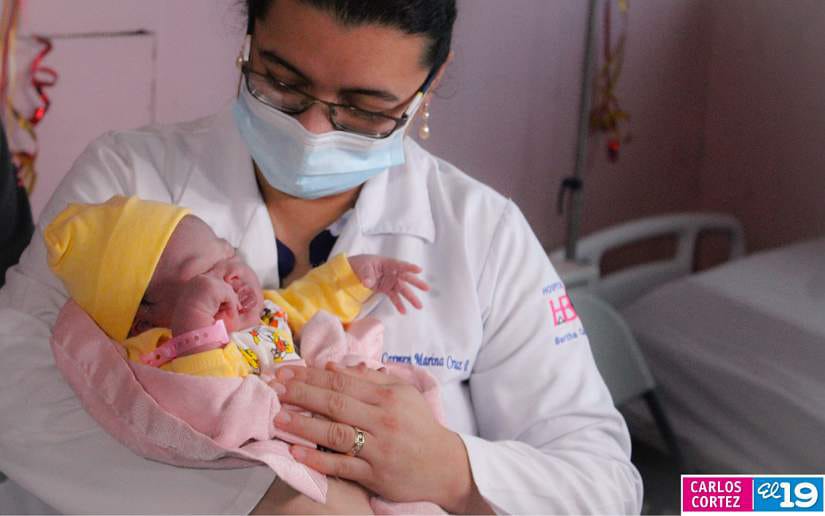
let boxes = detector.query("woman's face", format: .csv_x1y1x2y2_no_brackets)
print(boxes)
250,0,433,134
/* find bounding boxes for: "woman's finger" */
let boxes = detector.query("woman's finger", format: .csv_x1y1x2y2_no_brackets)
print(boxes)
290,444,373,484
278,376,386,425
276,365,393,402
275,411,375,459
326,362,396,385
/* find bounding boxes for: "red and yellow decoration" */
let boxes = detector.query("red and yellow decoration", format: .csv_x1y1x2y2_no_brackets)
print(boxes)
1,0,57,195
590,0,631,163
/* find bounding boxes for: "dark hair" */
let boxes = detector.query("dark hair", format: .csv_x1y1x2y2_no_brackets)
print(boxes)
244,0,457,73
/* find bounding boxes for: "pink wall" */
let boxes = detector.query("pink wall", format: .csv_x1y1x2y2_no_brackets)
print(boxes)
13,0,770,256
700,0,825,252
425,0,710,249
568,0,710,240
9,0,242,217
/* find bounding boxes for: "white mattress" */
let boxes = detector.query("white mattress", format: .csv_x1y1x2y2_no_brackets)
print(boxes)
621,238,825,473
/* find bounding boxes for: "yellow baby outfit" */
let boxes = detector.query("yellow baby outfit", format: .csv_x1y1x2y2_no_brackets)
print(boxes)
45,196,372,378
117,254,371,378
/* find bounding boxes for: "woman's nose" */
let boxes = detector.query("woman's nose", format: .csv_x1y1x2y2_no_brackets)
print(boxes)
294,102,335,134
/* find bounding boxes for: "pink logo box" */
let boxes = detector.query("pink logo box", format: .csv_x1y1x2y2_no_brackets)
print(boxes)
682,476,754,512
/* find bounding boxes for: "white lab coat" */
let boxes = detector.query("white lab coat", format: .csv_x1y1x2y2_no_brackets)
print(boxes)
0,106,643,514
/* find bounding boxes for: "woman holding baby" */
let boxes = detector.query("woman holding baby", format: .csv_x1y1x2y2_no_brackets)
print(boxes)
0,0,642,513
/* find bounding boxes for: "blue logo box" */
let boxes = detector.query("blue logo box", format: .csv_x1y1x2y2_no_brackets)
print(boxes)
753,477,823,512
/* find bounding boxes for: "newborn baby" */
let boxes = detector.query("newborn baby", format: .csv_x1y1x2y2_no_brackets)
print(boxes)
45,196,429,381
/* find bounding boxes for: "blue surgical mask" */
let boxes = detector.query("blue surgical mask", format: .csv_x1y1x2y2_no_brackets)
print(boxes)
233,81,408,199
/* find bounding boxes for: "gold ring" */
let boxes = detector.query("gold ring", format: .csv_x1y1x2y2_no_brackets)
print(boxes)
349,427,366,457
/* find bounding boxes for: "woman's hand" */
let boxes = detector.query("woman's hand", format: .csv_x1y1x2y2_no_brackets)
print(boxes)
271,363,486,514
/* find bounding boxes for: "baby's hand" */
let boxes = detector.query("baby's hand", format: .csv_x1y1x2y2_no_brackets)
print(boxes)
348,254,430,314
171,274,241,336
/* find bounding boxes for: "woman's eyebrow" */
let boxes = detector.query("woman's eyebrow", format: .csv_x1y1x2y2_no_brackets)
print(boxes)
341,87,400,103
259,49,310,81
259,48,400,103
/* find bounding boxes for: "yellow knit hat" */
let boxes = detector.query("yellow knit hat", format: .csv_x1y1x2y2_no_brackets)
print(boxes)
45,196,191,341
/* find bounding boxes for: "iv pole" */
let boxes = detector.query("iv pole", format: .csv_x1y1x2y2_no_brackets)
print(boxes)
563,0,598,261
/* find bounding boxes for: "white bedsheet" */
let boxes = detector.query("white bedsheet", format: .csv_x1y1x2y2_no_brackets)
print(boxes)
622,238,825,473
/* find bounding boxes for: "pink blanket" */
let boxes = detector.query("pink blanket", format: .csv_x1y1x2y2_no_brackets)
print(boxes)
50,301,443,510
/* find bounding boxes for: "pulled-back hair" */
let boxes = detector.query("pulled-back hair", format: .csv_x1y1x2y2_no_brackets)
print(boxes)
244,0,457,73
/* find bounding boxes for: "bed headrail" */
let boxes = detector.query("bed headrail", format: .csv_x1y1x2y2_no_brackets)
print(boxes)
549,212,745,307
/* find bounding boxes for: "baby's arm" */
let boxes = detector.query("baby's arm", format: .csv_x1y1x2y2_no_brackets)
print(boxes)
134,274,251,376
348,254,430,314
269,254,428,334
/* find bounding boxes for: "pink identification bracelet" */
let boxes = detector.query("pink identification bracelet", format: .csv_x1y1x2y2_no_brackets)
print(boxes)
141,320,229,367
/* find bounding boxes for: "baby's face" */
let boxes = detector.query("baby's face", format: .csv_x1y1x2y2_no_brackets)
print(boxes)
129,216,264,335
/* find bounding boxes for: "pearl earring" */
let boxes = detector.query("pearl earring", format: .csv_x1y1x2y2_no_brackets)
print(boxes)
418,102,431,140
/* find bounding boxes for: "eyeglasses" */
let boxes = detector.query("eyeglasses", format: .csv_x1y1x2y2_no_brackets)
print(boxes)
241,64,432,139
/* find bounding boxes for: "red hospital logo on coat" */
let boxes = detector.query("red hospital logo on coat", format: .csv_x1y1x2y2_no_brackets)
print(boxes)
542,282,578,326
549,294,578,326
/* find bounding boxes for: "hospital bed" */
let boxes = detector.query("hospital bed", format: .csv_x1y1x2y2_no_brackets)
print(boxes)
555,213,825,473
